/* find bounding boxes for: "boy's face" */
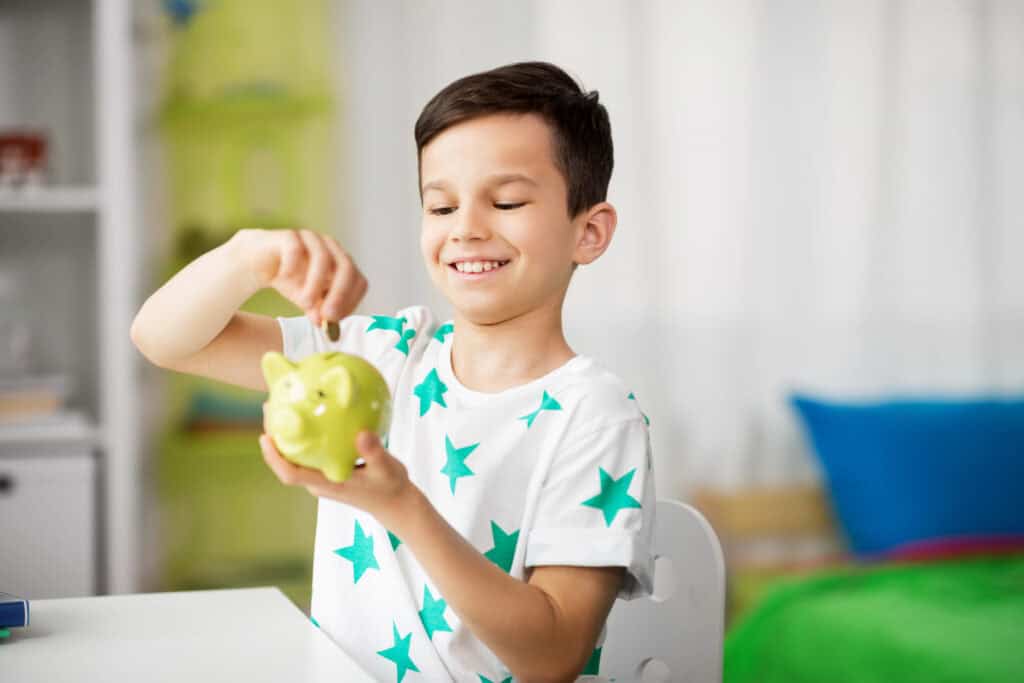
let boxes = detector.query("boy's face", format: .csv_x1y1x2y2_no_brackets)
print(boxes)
419,113,583,325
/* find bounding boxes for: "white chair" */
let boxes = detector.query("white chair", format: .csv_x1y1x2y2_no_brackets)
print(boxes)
600,499,726,682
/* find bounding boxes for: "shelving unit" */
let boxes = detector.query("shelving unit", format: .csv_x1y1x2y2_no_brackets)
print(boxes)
0,0,141,597
0,187,100,213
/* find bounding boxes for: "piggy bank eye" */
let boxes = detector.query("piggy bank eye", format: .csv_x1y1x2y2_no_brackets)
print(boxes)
316,389,327,399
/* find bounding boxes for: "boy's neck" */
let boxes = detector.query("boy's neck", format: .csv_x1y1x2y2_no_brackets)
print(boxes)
449,302,576,394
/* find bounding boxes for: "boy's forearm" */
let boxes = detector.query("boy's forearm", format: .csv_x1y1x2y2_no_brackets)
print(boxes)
386,488,585,682
130,235,263,364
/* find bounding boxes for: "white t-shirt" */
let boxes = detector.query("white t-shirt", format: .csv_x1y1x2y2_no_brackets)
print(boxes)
278,305,656,682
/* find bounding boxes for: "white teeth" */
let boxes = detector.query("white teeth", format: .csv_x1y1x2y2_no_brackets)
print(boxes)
455,260,505,273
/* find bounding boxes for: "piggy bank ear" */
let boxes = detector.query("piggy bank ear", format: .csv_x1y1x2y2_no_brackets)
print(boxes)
261,352,296,389
321,365,355,406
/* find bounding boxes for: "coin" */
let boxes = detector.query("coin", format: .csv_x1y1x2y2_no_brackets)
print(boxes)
322,319,340,342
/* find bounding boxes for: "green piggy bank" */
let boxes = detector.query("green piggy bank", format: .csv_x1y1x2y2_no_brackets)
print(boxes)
261,351,391,482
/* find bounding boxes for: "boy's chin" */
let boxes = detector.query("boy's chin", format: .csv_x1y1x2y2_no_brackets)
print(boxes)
451,304,508,327
448,297,519,327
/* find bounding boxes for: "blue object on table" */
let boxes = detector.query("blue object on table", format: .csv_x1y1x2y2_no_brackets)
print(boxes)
0,592,30,628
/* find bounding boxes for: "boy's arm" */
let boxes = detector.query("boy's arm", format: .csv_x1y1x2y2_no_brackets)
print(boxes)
392,487,622,683
261,433,621,682
131,229,366,391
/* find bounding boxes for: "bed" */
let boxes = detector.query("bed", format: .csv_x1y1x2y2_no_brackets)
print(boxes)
720,394,1024,682
724,551,1024,682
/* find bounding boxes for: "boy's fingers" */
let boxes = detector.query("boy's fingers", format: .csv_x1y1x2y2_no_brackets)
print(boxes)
259,435,293,483
260,434,316,487
320,238,359,320
260,436,335,493
297,230,331,313
323,245,356,321
276,230,307,280
355,431,382,456
305,485,333,499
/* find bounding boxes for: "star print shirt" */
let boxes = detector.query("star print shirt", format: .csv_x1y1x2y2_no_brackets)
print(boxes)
278,305,656,682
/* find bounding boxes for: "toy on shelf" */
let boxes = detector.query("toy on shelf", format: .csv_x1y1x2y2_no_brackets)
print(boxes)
0,130,48,191
261,351,390,483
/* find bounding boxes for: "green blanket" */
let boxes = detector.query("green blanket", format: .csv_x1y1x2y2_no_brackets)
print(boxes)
725,553,1024,683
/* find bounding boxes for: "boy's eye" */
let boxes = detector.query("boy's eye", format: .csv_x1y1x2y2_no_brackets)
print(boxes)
428,203,525,215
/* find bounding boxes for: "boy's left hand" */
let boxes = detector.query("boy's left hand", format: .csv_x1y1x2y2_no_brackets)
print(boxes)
259,430,418,526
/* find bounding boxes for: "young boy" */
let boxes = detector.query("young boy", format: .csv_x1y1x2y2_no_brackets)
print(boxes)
132,61,655,682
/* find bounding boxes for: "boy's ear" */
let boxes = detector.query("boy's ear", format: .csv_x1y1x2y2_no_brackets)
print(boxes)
573,201,617,266
261,352,296,389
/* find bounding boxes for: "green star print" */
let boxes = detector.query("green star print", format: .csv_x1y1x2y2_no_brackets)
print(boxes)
478,676,513,683
413,368,448,416
367,315,407,334
483,521,519,573
388,530,402,551
441,435,479,494
394,328,416,355
518,390,561,428
333,519,380,583
582,467,643,527
418,585,453,640
377,622,420,682
365,315,416,355
433,322,454,343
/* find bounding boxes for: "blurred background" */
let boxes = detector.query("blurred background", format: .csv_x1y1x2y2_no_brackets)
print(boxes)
1,0,1022,677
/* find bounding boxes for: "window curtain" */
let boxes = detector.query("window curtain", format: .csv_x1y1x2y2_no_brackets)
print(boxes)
338,0,1024,498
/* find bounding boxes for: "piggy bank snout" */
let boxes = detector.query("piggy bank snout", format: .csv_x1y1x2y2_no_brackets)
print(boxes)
268,406,306,440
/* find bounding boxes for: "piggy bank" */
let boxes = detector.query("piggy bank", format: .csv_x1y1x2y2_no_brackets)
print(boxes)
261,351,391,482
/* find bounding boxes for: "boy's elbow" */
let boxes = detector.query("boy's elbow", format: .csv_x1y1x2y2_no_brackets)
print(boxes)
512,643,591,683
513,663,584,683
130,316,168,367
129,316,149,357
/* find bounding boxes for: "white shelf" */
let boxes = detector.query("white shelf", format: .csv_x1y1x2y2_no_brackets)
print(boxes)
0,410,101,448
0,0,141,594
0,187,99,213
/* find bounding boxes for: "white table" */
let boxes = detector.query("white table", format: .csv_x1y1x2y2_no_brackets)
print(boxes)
0,587,377,682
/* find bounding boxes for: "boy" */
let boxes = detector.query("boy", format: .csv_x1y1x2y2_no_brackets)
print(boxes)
132,61,655,682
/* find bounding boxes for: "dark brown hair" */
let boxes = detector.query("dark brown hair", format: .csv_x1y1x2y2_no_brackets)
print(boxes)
414,61,613,218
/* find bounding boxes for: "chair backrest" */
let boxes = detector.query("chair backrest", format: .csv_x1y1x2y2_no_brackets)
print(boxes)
600,499,726,682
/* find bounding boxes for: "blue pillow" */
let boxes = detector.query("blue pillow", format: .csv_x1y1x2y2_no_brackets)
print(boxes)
790,394,1024,558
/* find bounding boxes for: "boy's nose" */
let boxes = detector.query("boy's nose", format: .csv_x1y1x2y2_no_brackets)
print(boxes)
449,205,492,241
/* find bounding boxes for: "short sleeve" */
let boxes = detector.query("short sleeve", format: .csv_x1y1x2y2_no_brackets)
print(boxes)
277,305,435,396
525,418,656,600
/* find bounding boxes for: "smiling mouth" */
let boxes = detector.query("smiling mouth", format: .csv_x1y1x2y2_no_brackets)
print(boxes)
448,260,511,275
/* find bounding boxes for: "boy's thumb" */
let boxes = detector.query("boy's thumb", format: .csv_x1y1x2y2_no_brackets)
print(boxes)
356,431,381,456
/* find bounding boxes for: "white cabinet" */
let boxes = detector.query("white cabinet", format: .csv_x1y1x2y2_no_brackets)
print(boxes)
0,448,96,598
0,0,141,596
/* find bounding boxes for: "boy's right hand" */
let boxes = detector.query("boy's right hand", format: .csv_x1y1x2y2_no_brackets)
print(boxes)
234,228,368,326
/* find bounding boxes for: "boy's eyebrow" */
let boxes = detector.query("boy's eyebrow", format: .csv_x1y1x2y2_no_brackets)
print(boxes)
421,173,538,194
